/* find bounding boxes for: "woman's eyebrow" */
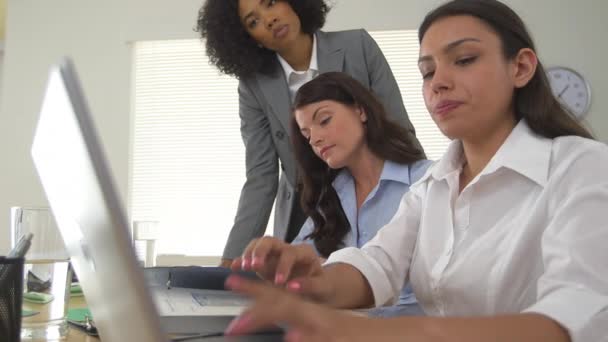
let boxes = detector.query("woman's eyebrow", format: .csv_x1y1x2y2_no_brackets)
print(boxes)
418,37,481,64
312,105,329,121
241,0,265,23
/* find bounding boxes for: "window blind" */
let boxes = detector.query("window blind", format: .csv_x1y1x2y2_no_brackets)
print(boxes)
369,30,450,159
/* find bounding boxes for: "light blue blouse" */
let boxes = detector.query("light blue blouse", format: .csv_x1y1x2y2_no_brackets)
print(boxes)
293,159,433,305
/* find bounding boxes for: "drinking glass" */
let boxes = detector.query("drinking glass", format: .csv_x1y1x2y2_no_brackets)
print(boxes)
10,206,72,340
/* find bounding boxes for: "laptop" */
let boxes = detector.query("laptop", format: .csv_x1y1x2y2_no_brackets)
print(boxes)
30,57,283,341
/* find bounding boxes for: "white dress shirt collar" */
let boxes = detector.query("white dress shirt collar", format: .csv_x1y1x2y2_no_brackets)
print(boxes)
332,160,412,194
430,120,552,187
276,33,318,83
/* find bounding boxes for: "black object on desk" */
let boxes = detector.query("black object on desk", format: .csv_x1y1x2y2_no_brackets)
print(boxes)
68,314,99,336
170,328,284,341
143,266,260,290
0,257,25,342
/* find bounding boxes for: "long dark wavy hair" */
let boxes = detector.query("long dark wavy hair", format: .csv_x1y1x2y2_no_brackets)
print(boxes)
419,0,593,140
291,72,426,257
196,0,330,79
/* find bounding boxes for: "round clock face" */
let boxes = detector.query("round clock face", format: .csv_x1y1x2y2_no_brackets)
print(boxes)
546,67,591,119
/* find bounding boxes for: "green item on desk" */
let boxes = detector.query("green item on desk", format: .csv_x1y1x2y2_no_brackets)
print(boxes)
68,308,93,323
21,309,39,317
70,283,84,297
23,291,54,304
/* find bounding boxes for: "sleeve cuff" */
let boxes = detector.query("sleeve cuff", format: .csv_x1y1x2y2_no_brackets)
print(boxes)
325,247,398,307
523,287,608,342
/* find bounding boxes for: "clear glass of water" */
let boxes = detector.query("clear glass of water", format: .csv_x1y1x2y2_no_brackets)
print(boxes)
132,220,160,267
10,207,72,340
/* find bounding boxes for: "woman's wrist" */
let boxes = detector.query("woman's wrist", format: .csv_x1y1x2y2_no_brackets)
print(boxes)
321,263,375,309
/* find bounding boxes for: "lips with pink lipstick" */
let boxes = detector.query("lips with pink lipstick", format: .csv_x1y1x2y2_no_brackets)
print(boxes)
319,145,335,159
433,100,463,117
273,24,289,39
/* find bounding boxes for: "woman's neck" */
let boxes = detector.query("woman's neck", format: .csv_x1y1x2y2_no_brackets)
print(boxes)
348,150,385,207
277,33,313,71
460,116,517,191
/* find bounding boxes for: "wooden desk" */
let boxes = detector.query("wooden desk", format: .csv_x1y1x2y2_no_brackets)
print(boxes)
65,296,98,342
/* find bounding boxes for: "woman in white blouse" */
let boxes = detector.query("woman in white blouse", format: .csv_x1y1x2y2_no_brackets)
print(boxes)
224,0,608,341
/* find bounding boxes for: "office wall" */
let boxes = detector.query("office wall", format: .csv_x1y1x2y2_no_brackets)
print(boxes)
1,0,607,253
0,0,132,252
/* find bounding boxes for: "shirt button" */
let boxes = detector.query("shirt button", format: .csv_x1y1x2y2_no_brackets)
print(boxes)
275,131,285,140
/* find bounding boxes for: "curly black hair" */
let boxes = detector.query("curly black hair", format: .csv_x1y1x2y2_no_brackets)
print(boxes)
196,0,330,79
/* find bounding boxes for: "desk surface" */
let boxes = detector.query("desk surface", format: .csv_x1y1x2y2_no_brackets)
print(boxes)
63,292,423,341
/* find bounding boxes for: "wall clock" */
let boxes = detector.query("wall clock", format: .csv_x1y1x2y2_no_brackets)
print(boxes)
546,66,591,120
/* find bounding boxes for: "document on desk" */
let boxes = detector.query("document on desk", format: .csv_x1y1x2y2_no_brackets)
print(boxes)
151,286,250,317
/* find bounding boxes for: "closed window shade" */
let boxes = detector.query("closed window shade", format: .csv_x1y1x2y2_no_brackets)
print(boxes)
131,31,449,257
371,31,450,158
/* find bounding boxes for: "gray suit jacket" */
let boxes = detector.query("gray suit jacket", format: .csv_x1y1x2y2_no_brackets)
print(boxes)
222,29,422,259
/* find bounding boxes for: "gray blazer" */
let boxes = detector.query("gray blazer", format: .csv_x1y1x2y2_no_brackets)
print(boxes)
222,29,422,259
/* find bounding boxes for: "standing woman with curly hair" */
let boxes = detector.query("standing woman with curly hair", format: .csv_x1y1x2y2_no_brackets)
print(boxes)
197,0,424,267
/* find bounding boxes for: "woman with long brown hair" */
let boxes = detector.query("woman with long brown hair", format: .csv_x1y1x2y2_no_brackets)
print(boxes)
289,72,428,310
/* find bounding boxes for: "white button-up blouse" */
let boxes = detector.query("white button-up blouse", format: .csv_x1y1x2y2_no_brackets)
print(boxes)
326,120,608,341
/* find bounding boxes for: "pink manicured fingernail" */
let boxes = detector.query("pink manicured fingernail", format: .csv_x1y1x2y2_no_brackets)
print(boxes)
285,329,303,342
287,281,301,291
252,257,263,267
274,273,285,284
225,275,240,290
225,314,251,335
242,258,251,270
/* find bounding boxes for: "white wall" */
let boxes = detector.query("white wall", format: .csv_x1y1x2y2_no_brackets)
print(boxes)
1,0,607,253
0,49,3,104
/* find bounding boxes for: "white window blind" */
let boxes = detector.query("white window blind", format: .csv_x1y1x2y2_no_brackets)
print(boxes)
369,30,450,158
131,39,247,257
131,31,449,257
